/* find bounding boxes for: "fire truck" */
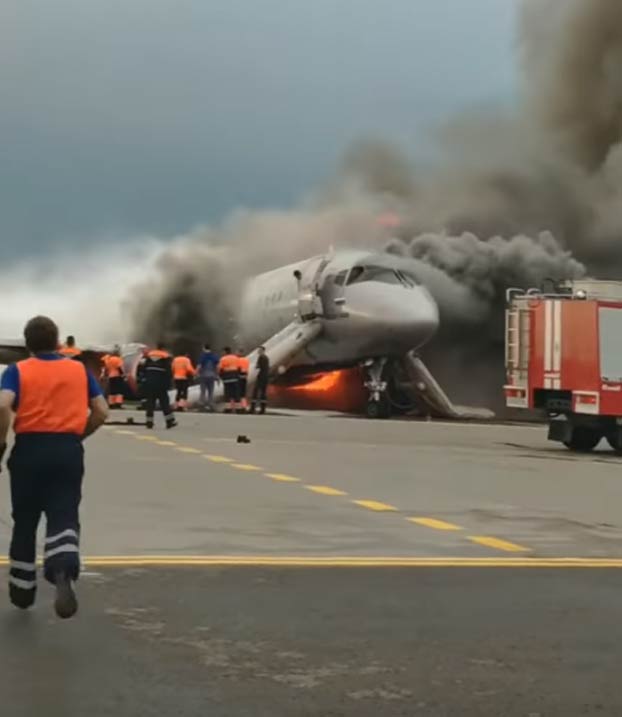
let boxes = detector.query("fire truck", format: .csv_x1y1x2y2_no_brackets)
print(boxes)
505,280,622,453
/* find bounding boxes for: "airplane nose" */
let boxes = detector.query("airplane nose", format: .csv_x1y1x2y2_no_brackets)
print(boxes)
394,287,439,348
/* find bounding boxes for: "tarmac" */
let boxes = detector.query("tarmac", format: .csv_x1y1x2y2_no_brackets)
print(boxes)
1,411,622,715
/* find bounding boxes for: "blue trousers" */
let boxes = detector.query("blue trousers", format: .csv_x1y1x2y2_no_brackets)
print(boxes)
8,434,84,601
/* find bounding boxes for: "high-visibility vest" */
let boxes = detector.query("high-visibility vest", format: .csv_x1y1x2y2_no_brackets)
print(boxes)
14,358,89,435
59,346,82,358
237,356,250,375
172,356,195,380
103,355,124,378
218,354,239,375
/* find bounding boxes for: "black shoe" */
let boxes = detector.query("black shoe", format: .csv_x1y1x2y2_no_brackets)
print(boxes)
166,417,178,429
9,584,36,610
54,572,78,620
146,420,154,429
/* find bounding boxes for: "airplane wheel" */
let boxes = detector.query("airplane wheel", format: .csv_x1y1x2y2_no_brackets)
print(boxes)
366,399,390,419
563,427,601,453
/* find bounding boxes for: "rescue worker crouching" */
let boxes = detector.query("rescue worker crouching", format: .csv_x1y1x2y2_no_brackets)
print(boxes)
102,346,126,409
0,316,108,618
140,343,178,429
250,346,270,415
218,347,240,413
172,353,196,411
236,348,250,414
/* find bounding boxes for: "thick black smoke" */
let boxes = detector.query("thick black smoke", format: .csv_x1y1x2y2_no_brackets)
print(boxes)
130,0,622,409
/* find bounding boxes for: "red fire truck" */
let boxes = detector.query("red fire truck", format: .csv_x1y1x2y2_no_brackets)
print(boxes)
505,280,622,453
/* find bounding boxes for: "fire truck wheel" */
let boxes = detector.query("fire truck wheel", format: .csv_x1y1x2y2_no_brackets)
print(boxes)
563,427,602,453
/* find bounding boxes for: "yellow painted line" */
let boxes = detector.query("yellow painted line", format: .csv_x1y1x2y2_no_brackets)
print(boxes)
114,430,135,436
175,447,202,454
265,473,301,483
305,485,347,496
203,455,234,463
469,536,531,553
230,463,262,471
155,440,177,447
135,435,159,442
408,517,462,531
353,500,397,512
2,555,622,568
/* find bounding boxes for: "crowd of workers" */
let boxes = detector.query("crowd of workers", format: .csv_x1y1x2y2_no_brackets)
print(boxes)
58,336,271,420
0,318,273,619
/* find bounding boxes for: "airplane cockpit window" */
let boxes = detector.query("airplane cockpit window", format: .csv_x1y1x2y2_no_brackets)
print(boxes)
334,270,348,287
347,265,401,286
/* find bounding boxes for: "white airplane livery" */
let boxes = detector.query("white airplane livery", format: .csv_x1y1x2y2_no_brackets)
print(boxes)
0,249,492,419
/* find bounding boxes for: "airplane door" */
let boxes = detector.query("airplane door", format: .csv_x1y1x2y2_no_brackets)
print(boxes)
296,256,330,320
319,270,347,319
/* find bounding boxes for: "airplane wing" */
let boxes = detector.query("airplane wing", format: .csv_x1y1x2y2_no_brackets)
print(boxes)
184,319,323,407
0,339,28,365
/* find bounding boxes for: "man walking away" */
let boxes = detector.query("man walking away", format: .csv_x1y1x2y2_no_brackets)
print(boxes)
59,335,82,359
237,349,250,414
103,346,125,409
0,316,108,618
250,346,270,415
140,344,177,429
197,344,219,412
218,347,239,414
172,353,196,411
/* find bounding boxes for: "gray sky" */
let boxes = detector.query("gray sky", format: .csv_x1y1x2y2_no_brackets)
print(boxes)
0,0,518,256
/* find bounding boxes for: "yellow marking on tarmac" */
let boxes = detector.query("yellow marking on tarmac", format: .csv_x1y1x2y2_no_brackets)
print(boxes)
155,440,177,447
469,536,531,553
114,430,135,436
175,447,202,454
203,455,234,463
353,500,397,512
135,435,159,442
305,485,347,496
231,463,262,471
265,473,301,483
4,555,622,568
408,517,462,531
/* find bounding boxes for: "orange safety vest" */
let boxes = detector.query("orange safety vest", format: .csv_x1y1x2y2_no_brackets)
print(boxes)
147,349,170,360
103,355,124,378
237,356,250,375
218,354,239,374
14,358,89,435
172,356,195,380
59,346,82,358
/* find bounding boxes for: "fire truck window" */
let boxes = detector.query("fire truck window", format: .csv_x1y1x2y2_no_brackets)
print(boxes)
599,307,622,382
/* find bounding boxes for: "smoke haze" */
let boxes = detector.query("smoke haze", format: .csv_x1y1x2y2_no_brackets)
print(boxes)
4,0,622,410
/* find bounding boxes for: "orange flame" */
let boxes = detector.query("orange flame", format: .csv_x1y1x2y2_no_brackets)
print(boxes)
268,368,367,413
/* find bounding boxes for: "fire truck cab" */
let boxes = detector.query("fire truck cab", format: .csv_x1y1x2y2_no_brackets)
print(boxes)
505,280,622,453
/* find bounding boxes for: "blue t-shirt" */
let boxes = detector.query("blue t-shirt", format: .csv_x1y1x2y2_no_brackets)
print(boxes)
198,350,219,376
0,353,103,410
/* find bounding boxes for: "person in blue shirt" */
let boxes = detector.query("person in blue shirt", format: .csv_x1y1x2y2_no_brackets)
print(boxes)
197,343,219,412
0,316,108,619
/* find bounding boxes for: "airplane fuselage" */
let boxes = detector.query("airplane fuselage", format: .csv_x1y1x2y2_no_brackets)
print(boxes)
237,250,439,368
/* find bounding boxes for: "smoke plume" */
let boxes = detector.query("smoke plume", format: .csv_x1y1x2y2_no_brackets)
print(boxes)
5,0,622,413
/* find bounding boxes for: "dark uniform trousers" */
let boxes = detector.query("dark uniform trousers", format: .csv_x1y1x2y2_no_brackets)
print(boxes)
222,371,240,403
174,379,190,404
8,434,83,599
144,383,173,421
251,376,269,413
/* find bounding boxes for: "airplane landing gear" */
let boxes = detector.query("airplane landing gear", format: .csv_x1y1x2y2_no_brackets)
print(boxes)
364,358,391,419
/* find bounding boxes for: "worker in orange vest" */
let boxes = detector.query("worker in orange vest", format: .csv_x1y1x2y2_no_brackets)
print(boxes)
237,349,250,413
172,353,196,411
59,335,82,359
218,347,240,414
139,344,177,429
0,316,108,618
102,347,126,409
